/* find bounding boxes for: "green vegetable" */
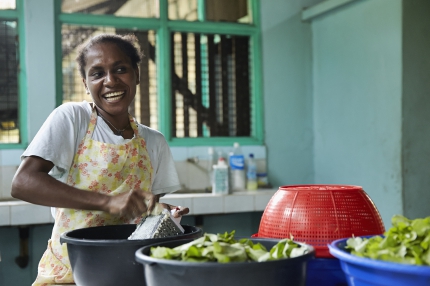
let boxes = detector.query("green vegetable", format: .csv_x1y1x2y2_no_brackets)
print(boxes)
345,215,430,266
150,230,309,263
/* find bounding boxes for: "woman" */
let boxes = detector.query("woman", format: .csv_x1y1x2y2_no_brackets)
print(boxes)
11,33,188,285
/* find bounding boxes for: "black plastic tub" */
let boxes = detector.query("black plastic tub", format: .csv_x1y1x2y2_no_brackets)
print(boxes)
60,224,202,286
135,238,315,286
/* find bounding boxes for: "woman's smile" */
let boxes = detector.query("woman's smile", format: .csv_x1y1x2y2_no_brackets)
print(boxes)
103,91,126,103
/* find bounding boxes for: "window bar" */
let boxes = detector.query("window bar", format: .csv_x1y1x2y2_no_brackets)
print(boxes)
194,33,203,137
181,32,189,137
220,35,230,136
136,31,151,126
207,34,217,136
170,32,177,137
235,36,250,136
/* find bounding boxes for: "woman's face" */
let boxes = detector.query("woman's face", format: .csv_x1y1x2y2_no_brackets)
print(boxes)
83,42,139,117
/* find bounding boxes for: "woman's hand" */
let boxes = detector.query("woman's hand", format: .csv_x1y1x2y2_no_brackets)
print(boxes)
104,190,159,219
159,203,190,218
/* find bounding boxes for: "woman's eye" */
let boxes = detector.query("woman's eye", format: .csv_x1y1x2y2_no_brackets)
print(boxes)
91,72,102,78
116,67,126,73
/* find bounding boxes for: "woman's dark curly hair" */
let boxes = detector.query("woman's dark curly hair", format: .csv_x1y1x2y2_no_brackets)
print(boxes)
75,33,143,78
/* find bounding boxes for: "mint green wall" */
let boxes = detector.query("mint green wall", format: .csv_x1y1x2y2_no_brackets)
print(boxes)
311,0,403,226
260,0,316,188
24,0,57,140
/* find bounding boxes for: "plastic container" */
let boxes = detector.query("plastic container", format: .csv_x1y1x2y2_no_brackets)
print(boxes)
60,224,202,286
257,172,268,187
135,237,315,286
207,147,216,189
306,258,348,286
256,185,385,258
251,233,348,286
246,153,258,190
228,142,245,191
212,157,229,195
329,236,430,286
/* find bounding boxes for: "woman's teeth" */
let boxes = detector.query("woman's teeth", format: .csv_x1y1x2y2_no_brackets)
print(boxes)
104,91,124,102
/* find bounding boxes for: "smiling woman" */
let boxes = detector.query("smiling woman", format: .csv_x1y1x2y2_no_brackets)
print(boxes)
11,33,188,286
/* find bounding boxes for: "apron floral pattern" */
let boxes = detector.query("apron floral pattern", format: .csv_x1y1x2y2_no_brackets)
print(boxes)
33,106,153,285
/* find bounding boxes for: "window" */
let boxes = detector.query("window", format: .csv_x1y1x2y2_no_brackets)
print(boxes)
58,0,263,146
0,0,25,147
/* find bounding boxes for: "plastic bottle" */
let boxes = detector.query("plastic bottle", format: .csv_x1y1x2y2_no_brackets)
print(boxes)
212,157,229,195
246,153,258,190
207,147,216,190
229,142,246,191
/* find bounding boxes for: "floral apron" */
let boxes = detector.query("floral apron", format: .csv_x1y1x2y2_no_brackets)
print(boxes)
33,106,153,285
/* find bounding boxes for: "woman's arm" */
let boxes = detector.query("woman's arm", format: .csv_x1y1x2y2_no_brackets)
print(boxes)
11,156,157,219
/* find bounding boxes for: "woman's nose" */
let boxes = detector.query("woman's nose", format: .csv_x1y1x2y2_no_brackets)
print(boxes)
104,72,117,86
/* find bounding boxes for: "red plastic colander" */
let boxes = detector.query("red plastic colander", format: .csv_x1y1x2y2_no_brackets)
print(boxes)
256,185,385,258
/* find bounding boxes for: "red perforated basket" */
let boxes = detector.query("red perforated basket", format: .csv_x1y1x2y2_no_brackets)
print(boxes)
256,185,385,258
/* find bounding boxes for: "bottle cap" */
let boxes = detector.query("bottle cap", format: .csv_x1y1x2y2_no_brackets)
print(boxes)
217,157,227,166
249,153,254,158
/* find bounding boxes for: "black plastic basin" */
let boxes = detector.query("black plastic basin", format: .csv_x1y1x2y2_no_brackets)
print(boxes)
60,224,202,286
135,238,315,286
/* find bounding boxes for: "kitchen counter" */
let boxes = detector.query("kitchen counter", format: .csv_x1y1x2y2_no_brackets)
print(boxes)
0,189,277,226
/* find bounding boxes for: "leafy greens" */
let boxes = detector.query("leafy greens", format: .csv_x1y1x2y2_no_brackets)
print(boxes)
345,215,430,266
150,230,309,263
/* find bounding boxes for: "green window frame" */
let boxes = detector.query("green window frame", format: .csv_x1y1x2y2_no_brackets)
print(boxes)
55,0,263,147
0,0,27,149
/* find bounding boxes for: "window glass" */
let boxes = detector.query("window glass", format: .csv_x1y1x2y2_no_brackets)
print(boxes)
168,0,198,21
0,0,16,10
206,0,250,23
171,32,252,138
0,20,20,143
61,0,159,18
61,25,159,129
168,0,250,23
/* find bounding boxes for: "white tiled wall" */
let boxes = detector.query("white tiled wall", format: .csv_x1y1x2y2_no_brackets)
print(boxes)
0,165,17,200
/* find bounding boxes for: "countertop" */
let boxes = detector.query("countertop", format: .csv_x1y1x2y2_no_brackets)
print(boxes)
0,189,277,226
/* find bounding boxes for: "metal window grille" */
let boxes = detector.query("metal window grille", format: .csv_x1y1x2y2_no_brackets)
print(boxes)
171,32,251,138
0,20,20,143
61,25,158,129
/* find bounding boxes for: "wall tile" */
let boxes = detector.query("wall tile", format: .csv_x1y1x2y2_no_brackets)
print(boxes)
192,195,223,214
0,166,18,199
10,203,52,225
224,194,254,213
254,192,276,211
0,205,10,226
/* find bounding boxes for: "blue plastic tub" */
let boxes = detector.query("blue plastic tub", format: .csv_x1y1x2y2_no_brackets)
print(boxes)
306,258,348,286
328,237,430,286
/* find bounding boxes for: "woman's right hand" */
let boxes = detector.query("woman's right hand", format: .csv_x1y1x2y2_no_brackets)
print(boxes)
104,190,159,219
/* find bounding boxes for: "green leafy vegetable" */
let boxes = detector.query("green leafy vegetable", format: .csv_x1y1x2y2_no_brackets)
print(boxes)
150,230,309,263
345,215,430,266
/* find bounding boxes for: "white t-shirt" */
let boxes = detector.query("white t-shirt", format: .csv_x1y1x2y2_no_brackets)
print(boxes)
22,101,181,197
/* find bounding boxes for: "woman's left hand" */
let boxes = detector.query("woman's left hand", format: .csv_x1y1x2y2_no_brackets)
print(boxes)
159,203,190,218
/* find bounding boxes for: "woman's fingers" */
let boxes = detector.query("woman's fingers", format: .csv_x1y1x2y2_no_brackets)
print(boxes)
159,204,190,218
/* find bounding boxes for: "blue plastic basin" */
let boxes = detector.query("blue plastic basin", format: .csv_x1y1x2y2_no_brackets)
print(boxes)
328,237,430,286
